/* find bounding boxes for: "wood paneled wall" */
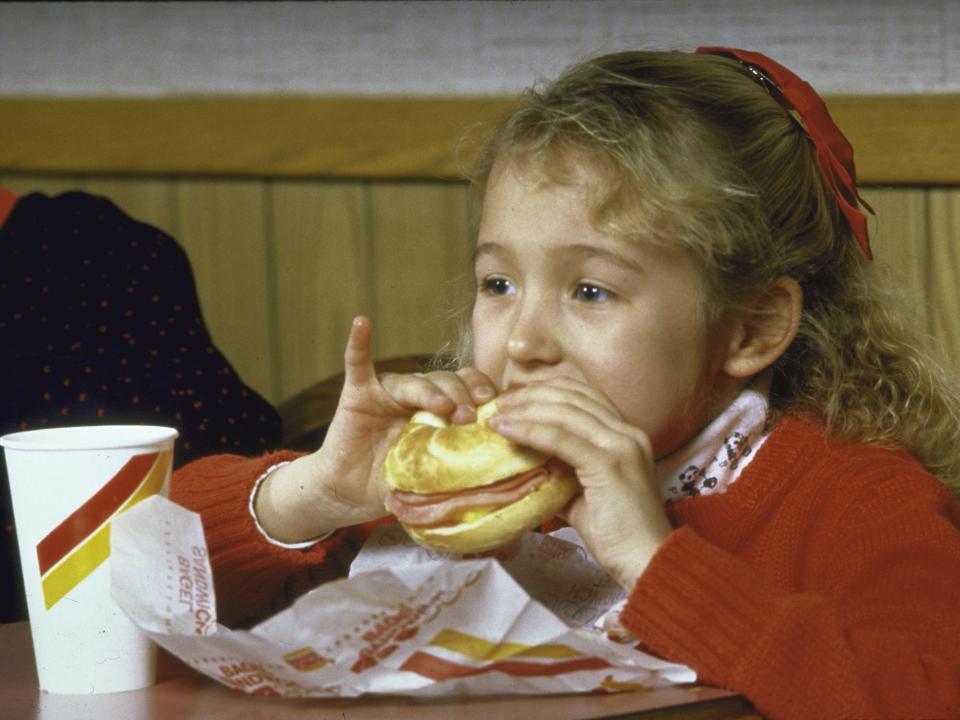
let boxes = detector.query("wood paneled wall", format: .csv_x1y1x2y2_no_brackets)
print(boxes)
3,174,958,408
867,188,960,368
2,94,958,407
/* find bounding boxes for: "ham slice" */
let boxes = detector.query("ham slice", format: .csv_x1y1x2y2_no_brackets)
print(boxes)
385,466,549,527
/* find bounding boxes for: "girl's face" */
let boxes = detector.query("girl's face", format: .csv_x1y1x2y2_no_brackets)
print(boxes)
471,163,739,458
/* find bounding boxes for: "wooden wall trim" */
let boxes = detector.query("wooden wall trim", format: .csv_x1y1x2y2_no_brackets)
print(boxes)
2,95,958,184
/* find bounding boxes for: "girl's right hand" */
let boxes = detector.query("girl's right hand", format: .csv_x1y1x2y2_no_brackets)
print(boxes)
254,316,496,543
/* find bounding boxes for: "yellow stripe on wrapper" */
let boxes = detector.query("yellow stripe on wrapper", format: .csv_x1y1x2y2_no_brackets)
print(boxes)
428,628,583,662
40,450,171,610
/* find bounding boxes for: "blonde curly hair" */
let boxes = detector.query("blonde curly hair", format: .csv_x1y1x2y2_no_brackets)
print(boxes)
458,49,960,493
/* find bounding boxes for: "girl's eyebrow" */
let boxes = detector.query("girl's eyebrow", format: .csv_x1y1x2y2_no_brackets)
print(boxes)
565,243,647,276
473,241,645,275
472,241,511,264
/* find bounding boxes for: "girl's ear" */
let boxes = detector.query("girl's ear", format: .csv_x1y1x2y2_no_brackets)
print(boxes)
722,277,803,378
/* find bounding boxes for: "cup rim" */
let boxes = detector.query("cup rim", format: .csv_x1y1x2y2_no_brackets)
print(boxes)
0,425,179,451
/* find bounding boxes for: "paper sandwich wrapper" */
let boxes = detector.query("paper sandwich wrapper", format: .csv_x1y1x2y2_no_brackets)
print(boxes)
110,496,695,698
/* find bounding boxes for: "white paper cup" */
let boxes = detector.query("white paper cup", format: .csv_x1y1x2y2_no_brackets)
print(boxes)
1,425,178,694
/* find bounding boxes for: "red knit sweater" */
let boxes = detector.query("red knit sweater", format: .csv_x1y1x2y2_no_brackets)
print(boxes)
170,417,960,719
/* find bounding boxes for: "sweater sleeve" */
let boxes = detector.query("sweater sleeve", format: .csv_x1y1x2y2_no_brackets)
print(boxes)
169,452,389,627
620,476,960,719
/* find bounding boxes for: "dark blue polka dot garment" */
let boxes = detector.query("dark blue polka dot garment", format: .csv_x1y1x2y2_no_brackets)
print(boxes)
0,190,283,461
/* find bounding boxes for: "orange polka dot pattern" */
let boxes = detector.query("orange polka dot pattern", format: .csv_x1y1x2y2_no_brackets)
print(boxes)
0,191,283,467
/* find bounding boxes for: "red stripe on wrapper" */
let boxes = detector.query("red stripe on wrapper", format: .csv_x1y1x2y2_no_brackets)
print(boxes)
400,650,611,680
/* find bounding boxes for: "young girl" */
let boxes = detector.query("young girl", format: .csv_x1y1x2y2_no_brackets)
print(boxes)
172,48,960,718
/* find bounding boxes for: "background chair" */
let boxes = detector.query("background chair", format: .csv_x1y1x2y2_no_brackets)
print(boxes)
279,354,435,452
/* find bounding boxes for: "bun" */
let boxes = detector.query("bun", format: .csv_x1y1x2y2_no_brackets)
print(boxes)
383,400,579,553
384,401,548,494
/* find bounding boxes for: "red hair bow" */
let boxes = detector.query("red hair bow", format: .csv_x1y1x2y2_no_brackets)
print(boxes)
696,46,873,259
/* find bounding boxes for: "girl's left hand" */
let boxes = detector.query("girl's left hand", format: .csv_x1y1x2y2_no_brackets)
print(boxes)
489,378,673,590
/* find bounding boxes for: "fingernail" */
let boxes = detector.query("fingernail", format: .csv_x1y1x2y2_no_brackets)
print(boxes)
429,395,455,412
453,404,476,424
474,386,495,401
488,414,510,433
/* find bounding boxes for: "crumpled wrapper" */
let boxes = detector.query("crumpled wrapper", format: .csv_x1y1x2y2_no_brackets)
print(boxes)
111,496,695,698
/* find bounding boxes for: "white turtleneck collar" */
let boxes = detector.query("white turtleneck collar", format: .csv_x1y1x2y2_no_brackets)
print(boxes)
656,371,775,504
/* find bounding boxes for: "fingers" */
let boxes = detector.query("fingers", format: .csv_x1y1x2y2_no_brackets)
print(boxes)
379,367,498,424
488,380,654,483
496,378,623,433
343,316,377,388
447,367,497,422
455,367,498,405
341,316,498,423
492,402,649,480
380,372,457,416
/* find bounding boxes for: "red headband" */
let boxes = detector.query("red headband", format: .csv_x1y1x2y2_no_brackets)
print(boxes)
696,46,873,259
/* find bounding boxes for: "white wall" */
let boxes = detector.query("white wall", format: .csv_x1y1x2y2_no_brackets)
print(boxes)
1,1,958,96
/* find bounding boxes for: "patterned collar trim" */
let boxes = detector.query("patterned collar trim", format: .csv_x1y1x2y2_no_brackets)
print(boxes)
656,372,775,504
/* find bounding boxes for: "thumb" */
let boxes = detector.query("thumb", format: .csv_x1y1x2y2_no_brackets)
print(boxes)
343,315,378,389
557,492,585,528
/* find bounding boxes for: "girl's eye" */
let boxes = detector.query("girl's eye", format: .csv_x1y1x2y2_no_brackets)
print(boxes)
575,283,614,302
481,277,516,296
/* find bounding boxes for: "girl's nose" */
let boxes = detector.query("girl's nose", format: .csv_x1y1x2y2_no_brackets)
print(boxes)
505,304,562,366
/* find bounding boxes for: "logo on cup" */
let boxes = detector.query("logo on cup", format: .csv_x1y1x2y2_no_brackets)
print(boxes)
35,450,171,609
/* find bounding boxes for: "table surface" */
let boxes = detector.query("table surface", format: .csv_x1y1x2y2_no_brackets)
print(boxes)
1,622,759,720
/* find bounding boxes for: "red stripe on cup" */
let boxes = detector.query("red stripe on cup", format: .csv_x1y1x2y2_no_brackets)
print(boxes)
36,452,159,575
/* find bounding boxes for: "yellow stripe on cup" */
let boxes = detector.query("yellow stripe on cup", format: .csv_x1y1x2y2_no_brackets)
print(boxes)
40,450,171,610
428,628,583,662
